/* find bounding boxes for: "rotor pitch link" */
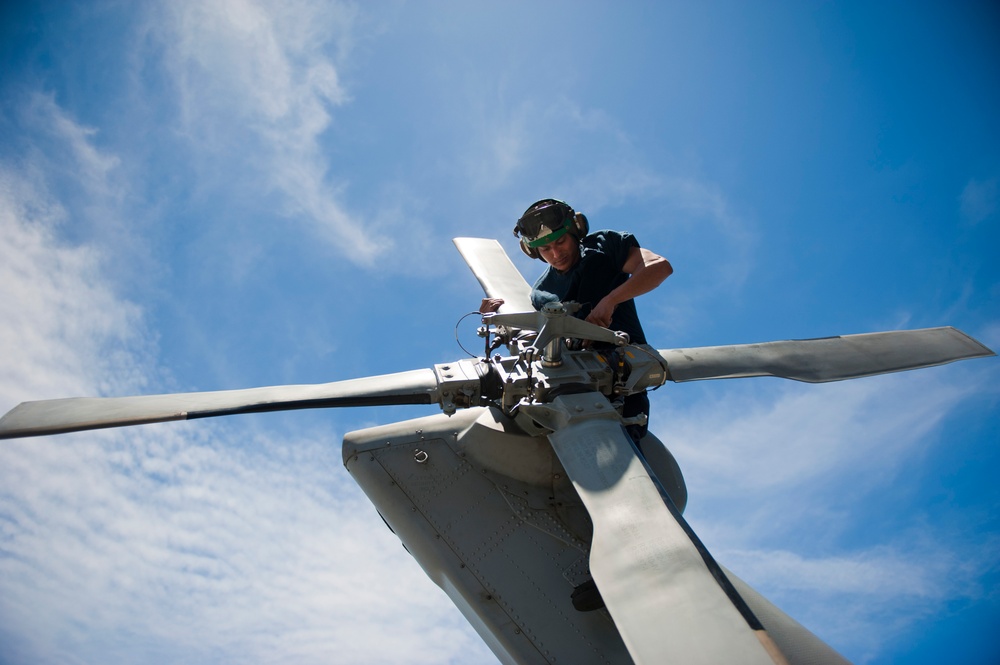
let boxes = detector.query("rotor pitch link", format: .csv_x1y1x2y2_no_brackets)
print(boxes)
486,302,628,366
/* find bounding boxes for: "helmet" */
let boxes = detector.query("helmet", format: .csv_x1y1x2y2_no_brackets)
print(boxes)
513,198,589,259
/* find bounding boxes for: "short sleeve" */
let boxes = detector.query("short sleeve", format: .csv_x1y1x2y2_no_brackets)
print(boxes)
589,230,638,270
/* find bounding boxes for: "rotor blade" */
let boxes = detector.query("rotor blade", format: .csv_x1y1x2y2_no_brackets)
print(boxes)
721,565,851,664
0,369,439,439
547,410,785,664
453,237,534,313
660,327,994,383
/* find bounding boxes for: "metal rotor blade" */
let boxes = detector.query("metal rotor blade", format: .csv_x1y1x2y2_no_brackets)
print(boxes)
660,326,994,383
0,369,439,439
545,397,785,665
721,565,851,664
453,237,534,313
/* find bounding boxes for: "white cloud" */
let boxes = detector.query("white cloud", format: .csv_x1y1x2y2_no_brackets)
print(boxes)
0,424,493,665
666,372,969,497
149,0,386,265
0,97,495,665
731,547,947,598
30,94,123,205
721,529,999,664
0,167,148,406
458,87,757,319
464,95,637,196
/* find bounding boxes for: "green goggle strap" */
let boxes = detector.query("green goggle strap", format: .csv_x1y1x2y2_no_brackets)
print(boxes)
526,224,570,248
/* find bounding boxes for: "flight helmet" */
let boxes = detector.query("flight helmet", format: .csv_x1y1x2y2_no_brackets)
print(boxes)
513,198,589,259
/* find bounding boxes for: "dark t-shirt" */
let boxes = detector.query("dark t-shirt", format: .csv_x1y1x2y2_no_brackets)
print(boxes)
530,230,646,345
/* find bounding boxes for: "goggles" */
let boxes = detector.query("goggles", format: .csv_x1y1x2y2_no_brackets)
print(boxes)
515,201,573,247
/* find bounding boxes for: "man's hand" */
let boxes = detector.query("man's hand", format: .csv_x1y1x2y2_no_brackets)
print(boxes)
585,246,673,329
479,298,504,314
585,297,616,328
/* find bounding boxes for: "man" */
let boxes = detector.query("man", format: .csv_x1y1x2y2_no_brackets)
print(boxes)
483,198,673,445
486,198,672,613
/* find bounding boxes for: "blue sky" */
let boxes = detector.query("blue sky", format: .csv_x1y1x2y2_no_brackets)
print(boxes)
0,1,997,664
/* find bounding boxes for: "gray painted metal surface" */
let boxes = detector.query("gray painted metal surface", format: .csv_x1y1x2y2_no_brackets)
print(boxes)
343,408,634,664
343,404,849,664
453,237,534,313
660,327,994,383
0,369,439,438
537,394,778,665
723,567,850,665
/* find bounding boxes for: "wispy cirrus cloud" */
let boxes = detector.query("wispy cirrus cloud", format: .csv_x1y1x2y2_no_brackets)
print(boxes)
146,0,387,265
666,371,970,497
0,167,148,405
0,422,493,664
461,89,757,305
722,539,997,664
0,95,493,665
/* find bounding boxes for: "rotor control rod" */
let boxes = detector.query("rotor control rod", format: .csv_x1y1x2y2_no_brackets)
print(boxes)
485,302,629,362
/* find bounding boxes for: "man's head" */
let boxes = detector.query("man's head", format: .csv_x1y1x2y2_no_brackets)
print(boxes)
513,199,589,269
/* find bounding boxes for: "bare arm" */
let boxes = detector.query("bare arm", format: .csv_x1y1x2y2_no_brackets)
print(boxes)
586,247,672,328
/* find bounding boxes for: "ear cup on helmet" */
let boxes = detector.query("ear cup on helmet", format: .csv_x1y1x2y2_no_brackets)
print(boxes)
519,237,540,259
572,212,589,240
